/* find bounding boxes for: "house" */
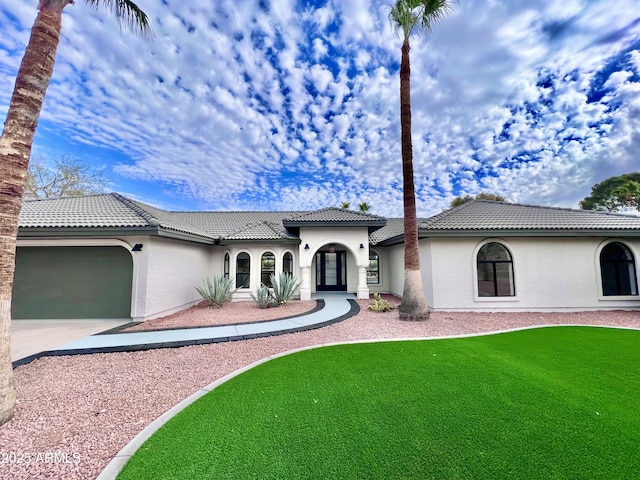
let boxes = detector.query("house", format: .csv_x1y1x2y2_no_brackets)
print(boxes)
12,193,640,321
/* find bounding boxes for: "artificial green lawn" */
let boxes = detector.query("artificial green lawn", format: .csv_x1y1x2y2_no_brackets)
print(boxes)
118,327,640,479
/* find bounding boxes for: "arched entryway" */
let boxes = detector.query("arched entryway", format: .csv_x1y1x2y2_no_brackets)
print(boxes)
315,246,347,292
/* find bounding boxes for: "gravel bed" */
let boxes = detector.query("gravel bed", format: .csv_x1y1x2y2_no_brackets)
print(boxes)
123,300,317,331
0,298,638,480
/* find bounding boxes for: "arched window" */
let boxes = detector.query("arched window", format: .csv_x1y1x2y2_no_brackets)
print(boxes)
236,252,250,288
261,252,275,287
600,242,638,296
283,252,293,276
223,252,230,280
477,242,515,297
367,252,380,284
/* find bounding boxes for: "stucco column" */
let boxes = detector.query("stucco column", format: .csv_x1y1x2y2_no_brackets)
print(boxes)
357,266,369,299
300,265,311,301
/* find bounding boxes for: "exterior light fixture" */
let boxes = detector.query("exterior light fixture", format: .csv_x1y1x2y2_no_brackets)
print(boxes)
304,244,310,250
360,243,365,249
132,243,143,252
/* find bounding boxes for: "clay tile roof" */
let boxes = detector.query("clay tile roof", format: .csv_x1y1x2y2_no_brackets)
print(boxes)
19,193,149,228
421,200,640,231
284,207,386,227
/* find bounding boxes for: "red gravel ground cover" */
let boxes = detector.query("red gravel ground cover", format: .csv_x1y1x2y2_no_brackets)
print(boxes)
0,296,638,480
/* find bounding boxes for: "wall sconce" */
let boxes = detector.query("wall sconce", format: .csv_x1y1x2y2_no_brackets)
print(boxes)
304,244,309,250
132,243,143,252
359,243,365,249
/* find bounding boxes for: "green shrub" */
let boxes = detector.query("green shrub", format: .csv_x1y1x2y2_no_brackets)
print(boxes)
195,276,237,308
368,293,393,312
271,273,301,305
251,285,275,308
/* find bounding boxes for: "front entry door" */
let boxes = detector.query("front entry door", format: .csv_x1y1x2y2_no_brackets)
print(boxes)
316,251,347,291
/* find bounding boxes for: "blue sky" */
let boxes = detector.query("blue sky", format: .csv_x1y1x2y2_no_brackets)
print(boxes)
1,0,639,217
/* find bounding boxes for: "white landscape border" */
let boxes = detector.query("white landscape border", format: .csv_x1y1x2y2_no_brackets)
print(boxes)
97,324,639,479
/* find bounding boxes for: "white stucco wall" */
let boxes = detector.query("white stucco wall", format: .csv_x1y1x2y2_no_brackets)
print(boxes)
378,244,405,298
297,226,371,299
426,236,640,311
141,236,216,320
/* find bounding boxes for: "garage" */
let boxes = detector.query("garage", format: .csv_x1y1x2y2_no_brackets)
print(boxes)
11,246,133,320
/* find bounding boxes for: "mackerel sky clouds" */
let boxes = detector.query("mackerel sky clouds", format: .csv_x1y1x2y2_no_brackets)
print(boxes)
1,0,639,216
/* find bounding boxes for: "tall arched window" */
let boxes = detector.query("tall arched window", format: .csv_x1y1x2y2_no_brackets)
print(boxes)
367,252,380,284
223,252,230,280
477,242,515,297
600,242,638,296
261,252,275,287
283,252,293,277
236,252,250,288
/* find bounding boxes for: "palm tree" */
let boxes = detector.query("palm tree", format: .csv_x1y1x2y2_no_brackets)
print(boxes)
389,0,455,321
0,0,150,426
340,201,351,209
358,202,371,213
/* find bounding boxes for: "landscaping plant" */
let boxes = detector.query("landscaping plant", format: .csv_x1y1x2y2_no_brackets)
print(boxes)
270,272,301,305
250,285,275,308
368,293,393,312
195,276,237,307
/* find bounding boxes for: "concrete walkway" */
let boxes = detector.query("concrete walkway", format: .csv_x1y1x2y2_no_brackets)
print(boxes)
13,293,359,367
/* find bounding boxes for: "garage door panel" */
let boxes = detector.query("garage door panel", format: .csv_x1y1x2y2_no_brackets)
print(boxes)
12,246,133,319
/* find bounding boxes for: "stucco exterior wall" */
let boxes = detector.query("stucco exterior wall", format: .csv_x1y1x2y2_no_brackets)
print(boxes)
297,226,372,299
382,244,405,298
427,236,640,311
142,236,215,320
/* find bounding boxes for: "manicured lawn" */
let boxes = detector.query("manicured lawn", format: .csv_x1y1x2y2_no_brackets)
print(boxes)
118,327,640,479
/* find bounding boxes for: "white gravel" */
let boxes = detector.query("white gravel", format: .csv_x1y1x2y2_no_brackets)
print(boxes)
1,296,638,480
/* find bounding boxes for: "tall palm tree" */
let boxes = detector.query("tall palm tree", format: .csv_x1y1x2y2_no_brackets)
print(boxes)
0,0,150,426
389,0,455,321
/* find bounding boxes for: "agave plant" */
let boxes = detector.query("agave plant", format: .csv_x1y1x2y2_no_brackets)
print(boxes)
195,276,237,307
250,284,276,308
270,272,301,305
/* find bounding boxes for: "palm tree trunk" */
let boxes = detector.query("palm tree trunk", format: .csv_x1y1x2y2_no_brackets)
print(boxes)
398,38,429,321
0,2,68,426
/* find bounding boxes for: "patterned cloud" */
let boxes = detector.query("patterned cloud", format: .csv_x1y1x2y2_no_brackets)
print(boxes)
0,0,639,216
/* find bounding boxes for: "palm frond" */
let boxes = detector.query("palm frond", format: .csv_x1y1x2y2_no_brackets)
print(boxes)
389,0,456,38
85,0,152,37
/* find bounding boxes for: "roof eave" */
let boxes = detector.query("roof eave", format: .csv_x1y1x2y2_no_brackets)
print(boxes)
283,220,387,228
17,226,159,238
218,238,301,246
418,228,640,238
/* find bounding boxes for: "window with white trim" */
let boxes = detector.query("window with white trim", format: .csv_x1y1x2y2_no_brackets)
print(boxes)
236,252,250,288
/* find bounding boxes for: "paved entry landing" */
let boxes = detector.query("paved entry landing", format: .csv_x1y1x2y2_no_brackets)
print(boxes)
13,293,359,367
11,319,133,362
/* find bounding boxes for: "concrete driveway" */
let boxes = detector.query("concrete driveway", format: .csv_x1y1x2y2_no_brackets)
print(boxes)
11,319,132,362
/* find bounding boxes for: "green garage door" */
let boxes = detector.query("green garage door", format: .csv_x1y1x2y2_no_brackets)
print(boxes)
12,246,133,319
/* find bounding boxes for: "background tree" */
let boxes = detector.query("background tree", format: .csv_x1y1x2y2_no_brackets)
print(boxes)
390,0,455,321
450,192,507,207
25,154,106,198
580,173,640,212
0,0,150,426
358,202,371,212
340,201,351,209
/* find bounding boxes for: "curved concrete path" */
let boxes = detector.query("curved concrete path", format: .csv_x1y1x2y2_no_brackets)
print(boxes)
13,293,358,367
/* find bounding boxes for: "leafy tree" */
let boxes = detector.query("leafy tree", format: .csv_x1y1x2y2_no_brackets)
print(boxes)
25,154,106,198
580,173,640,212
450,192,507,207
358,202,371,212
0,0,150,426
389,0,455,321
